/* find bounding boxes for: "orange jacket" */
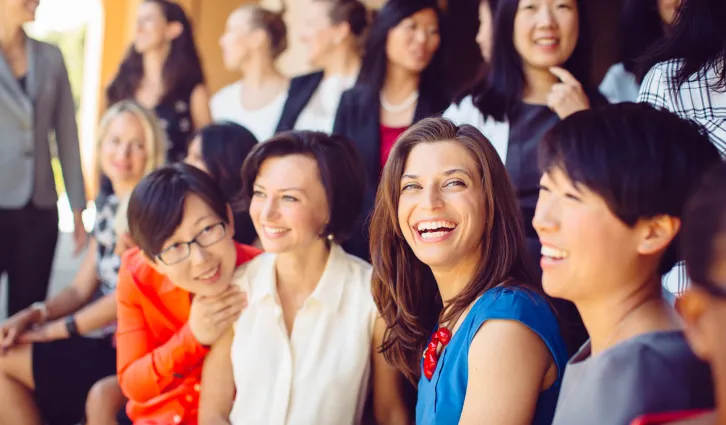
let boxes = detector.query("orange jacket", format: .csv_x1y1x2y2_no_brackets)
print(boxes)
116,243,261,425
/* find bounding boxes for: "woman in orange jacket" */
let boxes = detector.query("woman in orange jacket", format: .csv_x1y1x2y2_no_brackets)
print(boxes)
114,163,260,424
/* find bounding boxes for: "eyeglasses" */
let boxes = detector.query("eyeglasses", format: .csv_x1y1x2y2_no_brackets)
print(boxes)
156,222,227,265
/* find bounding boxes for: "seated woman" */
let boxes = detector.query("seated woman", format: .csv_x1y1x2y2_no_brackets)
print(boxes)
185,122,259,245
115,163,260,425
0,100,166,425
199,131,410,425
370,117,568,425
630,164,726,424
533,103,717,425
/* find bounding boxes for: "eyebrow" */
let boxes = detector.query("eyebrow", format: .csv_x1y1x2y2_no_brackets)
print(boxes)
253,183,305,193
401,168,473,180
194,214,213,225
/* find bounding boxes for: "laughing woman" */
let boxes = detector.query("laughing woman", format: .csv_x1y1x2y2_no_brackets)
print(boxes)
370,117,568,425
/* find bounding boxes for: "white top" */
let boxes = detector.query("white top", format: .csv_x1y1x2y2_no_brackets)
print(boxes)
228,244,377,425
294,75,356,133
210,81,288,142
599,62,641,104
443,95,510,161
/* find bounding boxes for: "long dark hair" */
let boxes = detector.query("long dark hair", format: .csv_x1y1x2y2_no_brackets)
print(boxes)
619,0,670,74
461,0,592,122
638,0,726,91
370,117,538,383
356,0,449,106
106,0,205,106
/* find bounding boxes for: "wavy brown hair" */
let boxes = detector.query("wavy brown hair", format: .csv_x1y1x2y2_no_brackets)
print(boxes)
370,117,539,384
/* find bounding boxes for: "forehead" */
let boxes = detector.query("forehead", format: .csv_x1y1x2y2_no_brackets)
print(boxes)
255,154,322,188
139,2,164,18
107,111,143,136
407,8,438,23
402,141,478,176
228,9,252,27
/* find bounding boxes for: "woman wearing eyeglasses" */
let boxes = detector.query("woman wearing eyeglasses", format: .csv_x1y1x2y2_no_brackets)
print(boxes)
114,163,261,425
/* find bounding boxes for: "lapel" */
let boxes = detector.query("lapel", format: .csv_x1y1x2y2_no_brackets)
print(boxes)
0,35,33,123
355,89,381,182
25,36,45,104
275,71,325,133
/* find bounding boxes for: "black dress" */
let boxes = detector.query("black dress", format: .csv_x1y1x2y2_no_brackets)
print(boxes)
155,82,197,163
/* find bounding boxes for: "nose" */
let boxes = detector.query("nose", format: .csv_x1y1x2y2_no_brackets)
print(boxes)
532,196,559,235
535,5,556,28
115,143,132,162
413,27,427,45
260,197,279,222
189,242,211,265
421,185,444,210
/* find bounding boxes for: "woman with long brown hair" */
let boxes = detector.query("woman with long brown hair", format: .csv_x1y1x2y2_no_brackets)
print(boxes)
370,117,567,425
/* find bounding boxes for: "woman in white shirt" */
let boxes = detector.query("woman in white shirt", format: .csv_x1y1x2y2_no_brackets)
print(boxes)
599,0,680,103
199,131,409,425
211,6,289,142
276,0,367,134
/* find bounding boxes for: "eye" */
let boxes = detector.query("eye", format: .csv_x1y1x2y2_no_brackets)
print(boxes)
444,179,466,188
282,195,298,202
252,190,265,198
428,26,440,35
564,192,582,202
201,225,216,234
402,182,422,191
538,184,551,193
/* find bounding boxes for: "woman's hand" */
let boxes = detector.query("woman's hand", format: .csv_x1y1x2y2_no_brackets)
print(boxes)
18,319,70,344
547,66,590,119
0,309,40,353
188,286,247,346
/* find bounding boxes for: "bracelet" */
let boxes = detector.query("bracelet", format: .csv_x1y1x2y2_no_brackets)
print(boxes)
30,302,49,324
65,315,80,337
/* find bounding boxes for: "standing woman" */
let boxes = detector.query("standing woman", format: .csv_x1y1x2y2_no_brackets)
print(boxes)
599,0,681,103
276,0,368,134
0,0,87,317
370,117,568,425
211,6,289,142
333,0,449,260
106,0,211,163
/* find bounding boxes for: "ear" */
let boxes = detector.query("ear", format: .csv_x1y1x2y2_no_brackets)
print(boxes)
226,204,236,239
330,21,352,45
679,287,712,361
248,27,267,51
636,215,681,256
165,21,184,41
142,252,163,274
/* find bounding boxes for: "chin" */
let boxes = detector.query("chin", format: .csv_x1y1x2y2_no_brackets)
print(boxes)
541,276,569,300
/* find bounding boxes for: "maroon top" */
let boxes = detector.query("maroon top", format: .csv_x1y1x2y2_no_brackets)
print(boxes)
379,124,408,168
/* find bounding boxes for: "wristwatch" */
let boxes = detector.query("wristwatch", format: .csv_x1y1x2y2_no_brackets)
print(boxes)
29,302,49,324
65,315,80,337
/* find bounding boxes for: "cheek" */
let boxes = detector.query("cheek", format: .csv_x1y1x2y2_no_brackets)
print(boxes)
427,36,441,55
512,19,530,57
397,199,415,242
131,151,148,172
558,15,579,51
289,207,326,237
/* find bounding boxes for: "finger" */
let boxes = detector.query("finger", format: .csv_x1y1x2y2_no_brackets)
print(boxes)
209,291,247,312
549,83,573,94
549,66,579,85
2,328,18,349
211,303,245,324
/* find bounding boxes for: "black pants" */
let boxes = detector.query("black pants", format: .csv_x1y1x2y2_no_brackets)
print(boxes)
0,203,58,316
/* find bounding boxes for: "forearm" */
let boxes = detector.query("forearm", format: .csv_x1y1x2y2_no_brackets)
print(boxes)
73,293,117,334
45,285,91,321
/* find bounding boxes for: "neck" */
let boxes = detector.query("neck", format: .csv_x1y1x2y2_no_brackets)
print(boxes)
522,65,560,104
322,44,361,78
241,54,282,88
431,253,480,308
142,48,168,86
275,240,330,295
381,62,420,102
111,180,138,200
0,20,24,51
713,360,726,425
577,275,679,355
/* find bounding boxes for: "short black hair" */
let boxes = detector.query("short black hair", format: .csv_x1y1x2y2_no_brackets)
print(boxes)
682,162,726,287
240,131,364,244
539,102,721,274
128,163,229,259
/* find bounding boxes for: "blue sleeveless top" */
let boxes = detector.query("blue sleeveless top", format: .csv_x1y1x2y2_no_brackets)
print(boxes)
415,286,568,425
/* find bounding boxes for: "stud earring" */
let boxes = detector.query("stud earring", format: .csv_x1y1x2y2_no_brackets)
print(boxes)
327,234,334,241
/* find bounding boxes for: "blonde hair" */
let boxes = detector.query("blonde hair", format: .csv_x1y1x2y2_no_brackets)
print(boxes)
96,100,167,235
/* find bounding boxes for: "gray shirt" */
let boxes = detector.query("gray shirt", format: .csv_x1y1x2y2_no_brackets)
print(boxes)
552,331,714,425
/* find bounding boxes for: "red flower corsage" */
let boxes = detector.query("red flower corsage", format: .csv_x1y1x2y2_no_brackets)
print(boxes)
423,327,452,380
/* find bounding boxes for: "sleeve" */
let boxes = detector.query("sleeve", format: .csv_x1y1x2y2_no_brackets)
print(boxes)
332,90,352,136
52,46,87,211
115,260,209,403
442,98,466,123
637,63,671,111
599,64,623,104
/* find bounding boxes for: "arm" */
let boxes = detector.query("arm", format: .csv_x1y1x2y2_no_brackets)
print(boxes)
198,327,235,425
458,320,552,425
190,84,212,130
73,292,117,334
116,263,209,402
371,317,410,425
45,239,101,319
637,64,670,110
53,47,86,212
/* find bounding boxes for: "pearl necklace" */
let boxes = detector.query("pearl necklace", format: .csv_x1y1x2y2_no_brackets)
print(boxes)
380,91,419,113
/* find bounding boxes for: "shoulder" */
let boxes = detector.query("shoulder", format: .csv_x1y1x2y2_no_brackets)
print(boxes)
443,95,480,122
117,248,154,297
31,38,63,60
231,251,274,289
337,247,374,288
211,82,240,105
641,60,682,92
190,83,210,102
290,71,325,89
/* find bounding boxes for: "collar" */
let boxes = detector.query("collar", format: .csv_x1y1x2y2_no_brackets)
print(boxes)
250,244,348,313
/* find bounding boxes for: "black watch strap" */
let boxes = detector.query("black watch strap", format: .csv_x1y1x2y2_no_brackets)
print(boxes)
65,315,80,337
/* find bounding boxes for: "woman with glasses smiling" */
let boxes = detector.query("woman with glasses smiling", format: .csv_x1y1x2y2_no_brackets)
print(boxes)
114,163,260,425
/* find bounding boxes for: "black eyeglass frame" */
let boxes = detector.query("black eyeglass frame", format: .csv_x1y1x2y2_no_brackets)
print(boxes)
155,222,227,266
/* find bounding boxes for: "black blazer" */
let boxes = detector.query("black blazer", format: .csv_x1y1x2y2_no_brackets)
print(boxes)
275,71,325,133
333,83,449,260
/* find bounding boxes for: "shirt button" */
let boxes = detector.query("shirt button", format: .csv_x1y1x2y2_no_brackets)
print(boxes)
193,384,201,392
173,414,182,424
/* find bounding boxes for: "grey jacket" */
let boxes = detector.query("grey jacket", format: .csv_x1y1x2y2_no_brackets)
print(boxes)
0,35,86,210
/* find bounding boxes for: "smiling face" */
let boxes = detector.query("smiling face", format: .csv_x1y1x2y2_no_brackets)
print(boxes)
134,1,179,54
533,167,659,303
249,154,330,254
386,8,441,76
3,0,38,24
99,111,148,188
299,1,343,68
397,141,486,271
513,0,579,72
219,8,255,70
657,0,681,26
151,193,237,297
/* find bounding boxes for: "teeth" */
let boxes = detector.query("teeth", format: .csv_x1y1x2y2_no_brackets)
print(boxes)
264,226,288,234
541,246,568,259
535,38,558,46
416,221,457,232
421,231,450,240
199,267,218,279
